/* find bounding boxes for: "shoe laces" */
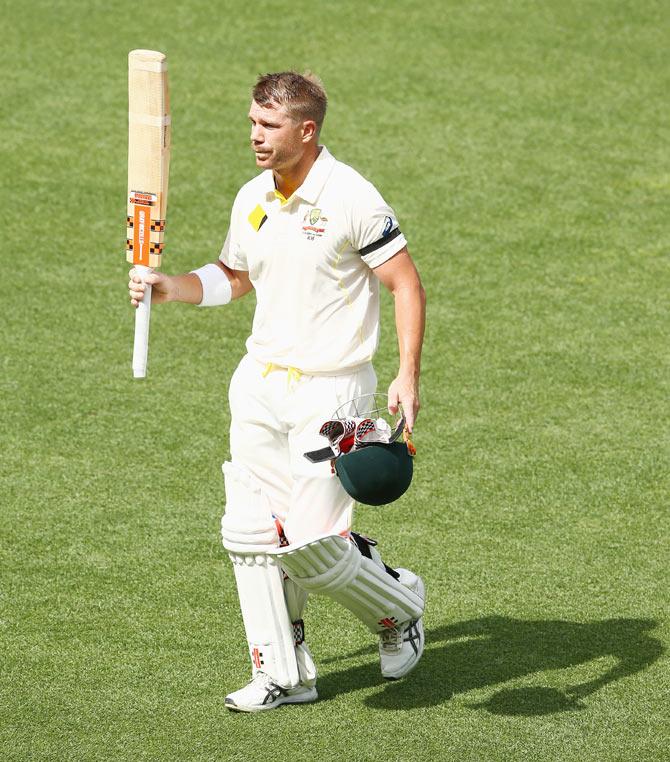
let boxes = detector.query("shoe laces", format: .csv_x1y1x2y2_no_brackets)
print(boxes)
379,627,402,653
249,671,274,689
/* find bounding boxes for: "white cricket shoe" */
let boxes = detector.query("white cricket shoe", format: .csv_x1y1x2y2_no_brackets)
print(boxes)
379,570,425,680
225,671,318,713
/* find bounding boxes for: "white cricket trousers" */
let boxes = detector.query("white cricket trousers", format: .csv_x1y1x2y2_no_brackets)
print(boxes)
228,354,377,543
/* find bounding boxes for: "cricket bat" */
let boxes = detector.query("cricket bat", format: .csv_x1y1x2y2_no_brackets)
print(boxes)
126,49,171,378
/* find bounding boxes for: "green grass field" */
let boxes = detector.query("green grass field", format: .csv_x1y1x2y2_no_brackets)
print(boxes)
2,1,669,759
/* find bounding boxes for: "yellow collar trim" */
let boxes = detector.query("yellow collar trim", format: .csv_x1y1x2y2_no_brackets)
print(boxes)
273,189,290,206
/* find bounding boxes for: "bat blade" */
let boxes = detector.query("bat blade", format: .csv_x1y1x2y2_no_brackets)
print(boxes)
127,49,171,378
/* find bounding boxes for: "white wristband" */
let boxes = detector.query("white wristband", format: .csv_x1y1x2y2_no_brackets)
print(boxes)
191,263,232,307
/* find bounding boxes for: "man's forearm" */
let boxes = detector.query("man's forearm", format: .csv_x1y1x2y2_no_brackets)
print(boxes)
394,280,426,380
372,248,426,430
169,272,204,304
169,262,252,304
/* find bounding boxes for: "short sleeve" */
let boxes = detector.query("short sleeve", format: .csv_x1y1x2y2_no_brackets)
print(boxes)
218,196,248,271
350,182,407,269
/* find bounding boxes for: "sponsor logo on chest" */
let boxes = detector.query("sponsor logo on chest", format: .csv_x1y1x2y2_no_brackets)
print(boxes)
302,208,328,240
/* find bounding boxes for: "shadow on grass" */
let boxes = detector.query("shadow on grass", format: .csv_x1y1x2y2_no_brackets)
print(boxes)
318,616,664,715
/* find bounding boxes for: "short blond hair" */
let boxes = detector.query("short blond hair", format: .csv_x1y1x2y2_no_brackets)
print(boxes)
252,71,327,134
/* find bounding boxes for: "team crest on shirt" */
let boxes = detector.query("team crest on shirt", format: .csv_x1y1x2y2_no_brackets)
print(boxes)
302,208,328,240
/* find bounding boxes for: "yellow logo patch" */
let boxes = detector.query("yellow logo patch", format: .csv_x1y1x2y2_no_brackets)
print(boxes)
248,204,267,232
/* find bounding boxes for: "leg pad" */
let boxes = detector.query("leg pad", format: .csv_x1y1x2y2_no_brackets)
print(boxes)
270,534,425,634
221,461,301,688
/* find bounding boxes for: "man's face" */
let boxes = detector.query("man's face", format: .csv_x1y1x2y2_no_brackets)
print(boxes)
248,100,306,173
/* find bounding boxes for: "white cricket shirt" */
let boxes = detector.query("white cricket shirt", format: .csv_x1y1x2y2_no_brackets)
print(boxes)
219,146,407,374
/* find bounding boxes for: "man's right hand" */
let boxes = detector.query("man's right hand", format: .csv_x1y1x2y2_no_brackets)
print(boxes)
128,268,174,308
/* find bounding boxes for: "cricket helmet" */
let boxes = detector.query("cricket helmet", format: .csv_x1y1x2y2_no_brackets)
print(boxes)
335,440,413,506
308,393,415,506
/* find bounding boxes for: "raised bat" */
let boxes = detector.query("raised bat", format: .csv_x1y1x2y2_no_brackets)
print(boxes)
126,49,171,378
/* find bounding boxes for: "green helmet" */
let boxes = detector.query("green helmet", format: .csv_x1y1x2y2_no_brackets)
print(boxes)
334,441,413,506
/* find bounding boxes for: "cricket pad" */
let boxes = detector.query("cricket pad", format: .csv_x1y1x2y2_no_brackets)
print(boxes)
335,442,413,506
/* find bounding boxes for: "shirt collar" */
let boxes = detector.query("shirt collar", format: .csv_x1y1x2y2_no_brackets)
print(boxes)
261,146,335,205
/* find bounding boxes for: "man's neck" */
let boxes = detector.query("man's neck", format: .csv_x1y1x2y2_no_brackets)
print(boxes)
273,144,321,200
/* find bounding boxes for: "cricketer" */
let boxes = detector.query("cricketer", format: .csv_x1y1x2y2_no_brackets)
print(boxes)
128,71,427,712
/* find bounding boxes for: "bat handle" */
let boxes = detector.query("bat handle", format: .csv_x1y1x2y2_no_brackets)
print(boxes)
132,264,153,378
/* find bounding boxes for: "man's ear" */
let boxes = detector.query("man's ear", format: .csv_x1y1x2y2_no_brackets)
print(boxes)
301,120,318,143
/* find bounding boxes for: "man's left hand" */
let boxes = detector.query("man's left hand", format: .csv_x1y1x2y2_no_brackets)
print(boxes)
387,373,420,433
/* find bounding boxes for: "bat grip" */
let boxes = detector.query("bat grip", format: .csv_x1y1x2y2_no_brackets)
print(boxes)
132,264,153,378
